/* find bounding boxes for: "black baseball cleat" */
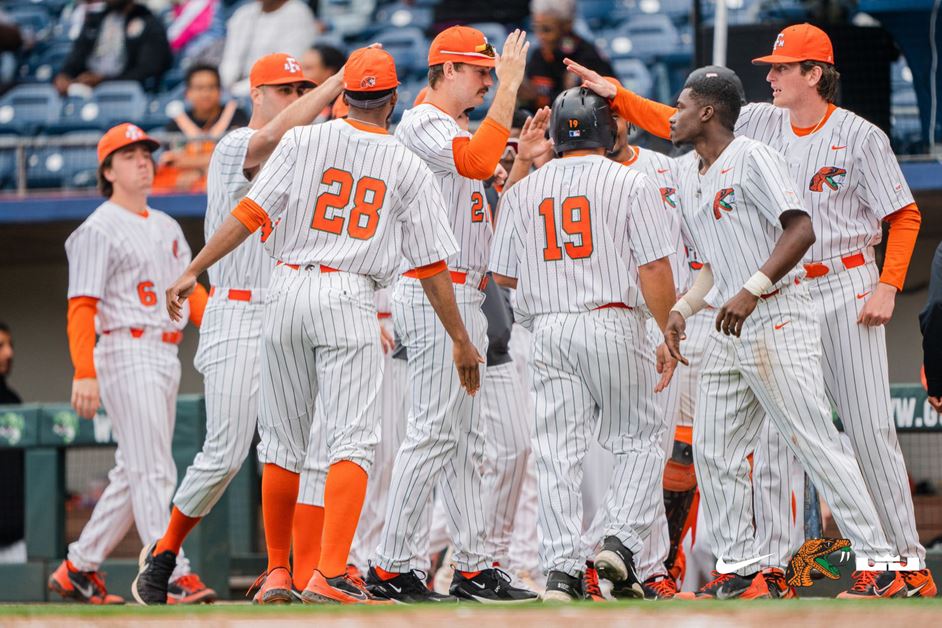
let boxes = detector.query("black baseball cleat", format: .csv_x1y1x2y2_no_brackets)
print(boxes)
366,566,456,603
595,536,641,594
695,571,772,599
450,567,539,603
543,570,585,601
131,542,176,605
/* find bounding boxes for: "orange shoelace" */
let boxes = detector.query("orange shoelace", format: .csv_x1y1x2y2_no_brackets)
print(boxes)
646,576,677,597
174,574,205,591
583,568,603,598
848,570,878,592
700,571,735,592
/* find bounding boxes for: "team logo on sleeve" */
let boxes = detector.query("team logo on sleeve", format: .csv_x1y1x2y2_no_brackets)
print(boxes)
809,166,847,192
172,239,179,258
660,187,677,208
712,188,735,219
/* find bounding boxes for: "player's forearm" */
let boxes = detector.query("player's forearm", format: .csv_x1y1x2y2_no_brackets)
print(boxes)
638,257,677,332
486,78,524,131
186,214,253,277
419,268,473,346
672,264,714,319
245,76,343,169
492,273,518,289
880,203,921,291
606,79,674,141
504,157,532,192
760,211,815,285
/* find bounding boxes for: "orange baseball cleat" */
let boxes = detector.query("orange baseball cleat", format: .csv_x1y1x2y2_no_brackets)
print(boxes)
901,568,937,598
248,567,294,605
837,571,906,599
48,560,125,605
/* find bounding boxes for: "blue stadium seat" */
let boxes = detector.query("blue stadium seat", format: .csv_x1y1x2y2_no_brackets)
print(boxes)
374,27,427,80
25,146,68,189
141,84,185,131
613,58,654,98
61,132,101,190
468,23,507,48
0,83,61,134
579,0,619,31
392,79,425,124
602,14,683,61
375,2,433,32
93,81,148,126
6,4,52,43
25,39,73,82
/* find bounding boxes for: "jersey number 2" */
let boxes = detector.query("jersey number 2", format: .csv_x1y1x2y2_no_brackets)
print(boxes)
538,196,593,261
311,168,387,240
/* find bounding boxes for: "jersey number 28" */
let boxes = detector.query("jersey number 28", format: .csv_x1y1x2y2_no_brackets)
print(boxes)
311,168,387,240
539,196,593,261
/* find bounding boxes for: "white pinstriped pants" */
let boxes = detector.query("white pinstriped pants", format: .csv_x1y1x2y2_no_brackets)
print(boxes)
173,300,263,518
694,284,893,576
68,333,189,580
256,265,382,474
753,261,924,568
296,317,412,571
530,308,666,578
375,277,491,573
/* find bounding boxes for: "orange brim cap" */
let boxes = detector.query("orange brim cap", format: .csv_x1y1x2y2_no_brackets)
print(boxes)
97,123,160,164
343,47,400,91
428,25,497,67
250,53,315,88
751,23,834,65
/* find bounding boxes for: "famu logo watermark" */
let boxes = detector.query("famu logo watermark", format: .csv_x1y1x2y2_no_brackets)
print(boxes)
53,411,79,444
0,412,25,446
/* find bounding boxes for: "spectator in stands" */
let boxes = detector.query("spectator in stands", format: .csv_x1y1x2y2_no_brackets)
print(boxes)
520,0,613,109
154,64,249,192
219,0,318,96
167,0,226,68
0,321,25,565
922,242,942,413
53,0,173,95
0,9,22,95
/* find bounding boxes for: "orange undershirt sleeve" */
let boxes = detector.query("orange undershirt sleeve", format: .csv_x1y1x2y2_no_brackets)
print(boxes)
452,118,510,180
408,260,448,279
880,202,921,291
67,296,99,380
187,282,209,327
606,77,675,141
230,197,269,233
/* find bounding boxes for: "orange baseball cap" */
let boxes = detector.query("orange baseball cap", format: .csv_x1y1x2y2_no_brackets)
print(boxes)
250,53,314,89
97,123,160,164
344,47,399,91
428,25,497,67
752,23,834,65
413,86,429,106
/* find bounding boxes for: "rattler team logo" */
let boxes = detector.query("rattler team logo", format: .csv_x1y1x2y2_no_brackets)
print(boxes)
284,57,301,74
360,76,377,89
785,537,851,587
660,187,677,208
53,410,79,444
0,412,25,446
712,187,735,219
809,166,847,192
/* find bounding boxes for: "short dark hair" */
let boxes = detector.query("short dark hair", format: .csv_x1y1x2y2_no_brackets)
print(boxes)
312,44,347,75
684,74,743,131
184,63,220,88
96,148,156,198
0,322,9,336
800,61,840,103
512,108,533,129
428,62,468,89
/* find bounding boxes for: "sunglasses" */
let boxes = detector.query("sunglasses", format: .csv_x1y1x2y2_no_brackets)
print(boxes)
502,138,519,160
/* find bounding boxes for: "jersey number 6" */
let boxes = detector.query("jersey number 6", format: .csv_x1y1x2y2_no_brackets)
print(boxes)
539,196,593,261
311,168,387,240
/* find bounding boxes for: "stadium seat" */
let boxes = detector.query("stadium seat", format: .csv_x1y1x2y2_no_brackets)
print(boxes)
0,145,16,191
579,0,619,31
25,146,68,189
60,132,102,190
141,84,186,131
0,83,61,134
373,27,428,80
24,39,73,83
92,81,148,126
601,14,683,61
6,4,52,43
375,2,433,32
468,23,507,48
613,58,654,98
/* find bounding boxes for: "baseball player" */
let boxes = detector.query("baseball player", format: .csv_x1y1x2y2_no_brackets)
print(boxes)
365,27,538,603
567,22,932,597
490,86,679,601
131,54,350,604
655,71,904,599
51,123,210,605
166,47,477,605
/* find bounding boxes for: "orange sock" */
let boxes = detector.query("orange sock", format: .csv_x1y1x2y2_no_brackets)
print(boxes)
458,570,482,579
262,463,300,573
317,460,368,578
154,507,201,555
373,565,400,581
292,504,325,590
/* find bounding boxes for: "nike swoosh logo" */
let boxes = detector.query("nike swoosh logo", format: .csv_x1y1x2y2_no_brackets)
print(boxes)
715,554,773,574
721,168,733,174
907,582,925,597
774,321,791,330
389,583,402,593
831,145,847,150
75,581,95,599
856,291,871,299
873,579,897,596
656,168,669,174
472,580,487,589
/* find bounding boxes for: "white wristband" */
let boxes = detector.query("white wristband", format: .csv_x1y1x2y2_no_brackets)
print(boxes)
743,271,773,297
670,298,694,320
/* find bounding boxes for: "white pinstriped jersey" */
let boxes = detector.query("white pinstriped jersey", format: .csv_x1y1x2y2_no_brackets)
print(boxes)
395,104,492,274
246,119,458,285
735,103,914,262
623,147,690,293
490,155,674,318
66,202,191,331
676,136,806,306
205,127,274,290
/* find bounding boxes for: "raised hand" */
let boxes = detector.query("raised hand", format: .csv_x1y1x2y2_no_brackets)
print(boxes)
564,58,616,99
516,106,553,162
495,29,530,90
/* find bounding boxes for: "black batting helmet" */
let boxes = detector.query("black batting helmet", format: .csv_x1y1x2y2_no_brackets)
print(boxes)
550,87,616,155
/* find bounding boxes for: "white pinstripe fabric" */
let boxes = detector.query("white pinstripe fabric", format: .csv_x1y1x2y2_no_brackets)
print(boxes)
530,309,666,577
375,278,491,572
